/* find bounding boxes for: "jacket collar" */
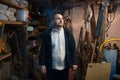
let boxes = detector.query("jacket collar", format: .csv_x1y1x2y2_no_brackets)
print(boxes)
46,27,67,37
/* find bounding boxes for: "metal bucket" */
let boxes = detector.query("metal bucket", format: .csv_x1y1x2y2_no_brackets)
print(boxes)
19,0,28,7
104,49,117,80
16,9,28,22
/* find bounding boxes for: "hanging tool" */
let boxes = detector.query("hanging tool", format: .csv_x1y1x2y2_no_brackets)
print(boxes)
90,0,109,62
96,0,109,39
89,4,99,63
77,27,91,80
77,27,83,57
83,0,93,29
90,4,96,40
76,27,84,80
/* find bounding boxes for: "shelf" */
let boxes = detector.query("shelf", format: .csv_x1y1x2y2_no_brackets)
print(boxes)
38,26,47,29
0,0,28,10
0,21,27,25
0,53,11,61
29,22,41,26
28,33,41,40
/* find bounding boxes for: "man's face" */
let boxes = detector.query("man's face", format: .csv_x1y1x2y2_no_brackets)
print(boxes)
53,14,64,27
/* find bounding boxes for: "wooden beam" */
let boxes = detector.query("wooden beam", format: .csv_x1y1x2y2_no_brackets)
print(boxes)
0,53,11,61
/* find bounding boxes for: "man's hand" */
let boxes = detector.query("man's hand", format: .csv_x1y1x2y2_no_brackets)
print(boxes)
41,65,47,74
72,65,78,71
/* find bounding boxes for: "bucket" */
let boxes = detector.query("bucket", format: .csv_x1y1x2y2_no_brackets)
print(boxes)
16,9,28,22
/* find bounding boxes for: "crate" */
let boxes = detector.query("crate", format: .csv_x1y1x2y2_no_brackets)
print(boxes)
85,63,111,80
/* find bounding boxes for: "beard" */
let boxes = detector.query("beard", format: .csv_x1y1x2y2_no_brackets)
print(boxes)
55,24,63,27
54,19,63,27
53,21,63,27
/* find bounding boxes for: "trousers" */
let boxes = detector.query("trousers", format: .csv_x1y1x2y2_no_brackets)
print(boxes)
47,68,69,80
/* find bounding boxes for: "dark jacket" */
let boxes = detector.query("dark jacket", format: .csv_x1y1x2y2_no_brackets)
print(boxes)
39,27,77,69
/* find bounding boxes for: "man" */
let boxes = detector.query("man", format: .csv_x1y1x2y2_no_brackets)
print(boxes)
39,13,78,80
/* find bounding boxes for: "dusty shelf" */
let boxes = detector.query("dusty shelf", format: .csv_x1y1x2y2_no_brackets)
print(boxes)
0,21,27,25
29,22,41,26
0,0,28,10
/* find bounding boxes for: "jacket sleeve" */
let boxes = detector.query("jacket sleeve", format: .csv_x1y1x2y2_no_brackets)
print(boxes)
69,30,78,65
39,34,46,65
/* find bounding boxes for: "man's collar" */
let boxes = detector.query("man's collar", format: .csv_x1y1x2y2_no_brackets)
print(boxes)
52,27,63,32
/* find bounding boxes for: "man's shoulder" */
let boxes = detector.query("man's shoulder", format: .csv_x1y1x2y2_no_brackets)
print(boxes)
43,28,52,35
63,27,70,32
63,27,72,34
